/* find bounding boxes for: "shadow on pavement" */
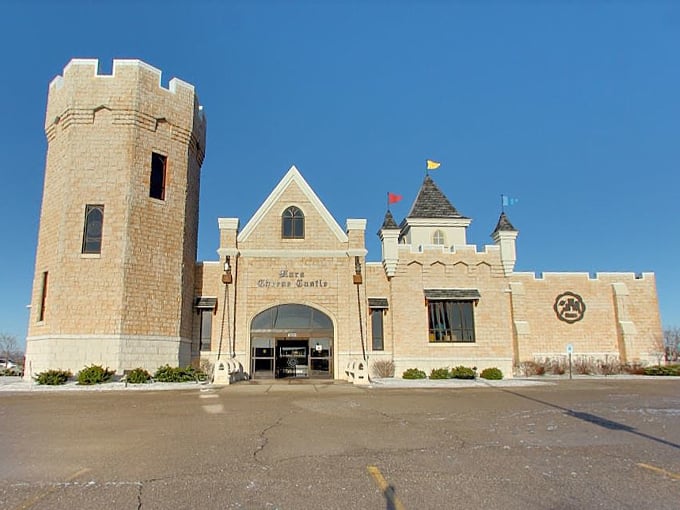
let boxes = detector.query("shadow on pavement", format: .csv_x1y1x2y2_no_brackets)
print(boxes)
488,383,680,451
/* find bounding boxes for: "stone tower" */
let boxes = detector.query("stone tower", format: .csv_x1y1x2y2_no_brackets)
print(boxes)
25,59,206,377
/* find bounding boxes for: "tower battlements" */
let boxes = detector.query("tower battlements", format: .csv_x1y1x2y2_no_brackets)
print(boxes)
45,59,205,160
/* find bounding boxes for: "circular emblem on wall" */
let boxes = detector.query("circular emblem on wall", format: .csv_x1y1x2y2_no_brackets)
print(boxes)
287,357,297,368
553,291,586,324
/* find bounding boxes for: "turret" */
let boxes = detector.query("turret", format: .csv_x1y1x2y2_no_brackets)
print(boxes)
491,212,519,275
379,210,400,277
25,59,206,376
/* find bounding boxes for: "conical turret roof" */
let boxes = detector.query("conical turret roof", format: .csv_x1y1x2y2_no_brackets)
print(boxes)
380,209,399,230
406,175,467,219
492,211,517,234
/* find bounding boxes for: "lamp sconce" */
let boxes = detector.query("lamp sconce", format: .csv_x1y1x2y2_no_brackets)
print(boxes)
353,256,363,285
222,255,233,284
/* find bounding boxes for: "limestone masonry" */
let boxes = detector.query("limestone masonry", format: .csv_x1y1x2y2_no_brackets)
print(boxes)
25,59,663,382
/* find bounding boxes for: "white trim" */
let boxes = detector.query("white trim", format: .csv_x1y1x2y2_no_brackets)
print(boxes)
237,165,348,243
236,249,356,258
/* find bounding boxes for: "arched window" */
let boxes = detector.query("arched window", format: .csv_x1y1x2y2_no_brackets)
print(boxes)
282,206,304,239
432,229,445,245
82,205,104,254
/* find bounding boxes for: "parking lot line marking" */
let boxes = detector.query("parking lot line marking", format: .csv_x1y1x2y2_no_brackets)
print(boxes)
367,465,406,510
14,467,90,510
637,463,680,480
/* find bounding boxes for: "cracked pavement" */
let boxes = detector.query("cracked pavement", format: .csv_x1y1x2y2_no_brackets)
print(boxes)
1,379,679,509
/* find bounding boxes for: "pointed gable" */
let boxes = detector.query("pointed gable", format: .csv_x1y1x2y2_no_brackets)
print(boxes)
406,175,468,220
238,165,348,243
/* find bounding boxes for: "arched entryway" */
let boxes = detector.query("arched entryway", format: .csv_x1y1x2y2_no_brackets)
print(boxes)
250,304,334,379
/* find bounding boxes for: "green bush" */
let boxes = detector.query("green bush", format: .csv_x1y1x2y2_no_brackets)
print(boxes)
153,365,207,382
450,366,476,379
429,367,451,380
643,364,680,376
480,367,503,380
402,368,426,380
34,369,72,385
125,367,151,384
77,364,114,385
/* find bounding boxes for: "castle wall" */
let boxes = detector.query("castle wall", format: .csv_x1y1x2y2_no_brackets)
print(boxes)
510,272,662,364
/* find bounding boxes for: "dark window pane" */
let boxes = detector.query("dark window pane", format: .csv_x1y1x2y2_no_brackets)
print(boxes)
200,310,212,351
428,300,476,343
82,205,104,254
371,309,384,350
150,152,166,200
282,206,304,239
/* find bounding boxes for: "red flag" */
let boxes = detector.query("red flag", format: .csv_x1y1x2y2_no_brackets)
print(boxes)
388,192,403,204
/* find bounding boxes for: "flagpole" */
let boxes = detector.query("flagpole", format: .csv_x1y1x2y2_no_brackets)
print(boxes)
501,194,505,213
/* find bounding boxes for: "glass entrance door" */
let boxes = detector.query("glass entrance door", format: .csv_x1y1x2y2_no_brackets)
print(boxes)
309,338,332,378
275,339,308,378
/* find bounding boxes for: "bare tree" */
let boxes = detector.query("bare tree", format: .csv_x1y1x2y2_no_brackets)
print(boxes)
664,326,680,362
0,333,19,368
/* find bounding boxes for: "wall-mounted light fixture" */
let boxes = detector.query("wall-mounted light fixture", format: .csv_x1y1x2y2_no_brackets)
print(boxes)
353,256,362,285
222,255,233,284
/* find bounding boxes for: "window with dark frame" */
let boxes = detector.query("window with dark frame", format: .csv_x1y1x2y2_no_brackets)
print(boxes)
38,271,48,322
370,308,384,350
150,152,167,200
282,206,304,239
199,309,212,351
428,300,476,343
82,205,104,254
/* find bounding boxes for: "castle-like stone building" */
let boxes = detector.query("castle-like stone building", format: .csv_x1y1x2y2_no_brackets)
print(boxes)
25,59,663,381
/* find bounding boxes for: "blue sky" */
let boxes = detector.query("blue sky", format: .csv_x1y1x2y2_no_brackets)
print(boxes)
1,1,678,348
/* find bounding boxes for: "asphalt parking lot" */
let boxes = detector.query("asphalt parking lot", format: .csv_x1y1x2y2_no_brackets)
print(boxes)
1,378,678,509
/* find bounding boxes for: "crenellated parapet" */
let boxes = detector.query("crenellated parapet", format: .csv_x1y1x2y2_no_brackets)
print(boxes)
45,59,206,163
393,243,505,277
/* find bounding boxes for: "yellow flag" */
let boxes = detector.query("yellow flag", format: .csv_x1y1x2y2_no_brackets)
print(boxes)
426,159,441,170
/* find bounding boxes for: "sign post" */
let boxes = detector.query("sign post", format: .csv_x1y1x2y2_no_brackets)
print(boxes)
566,343,574,380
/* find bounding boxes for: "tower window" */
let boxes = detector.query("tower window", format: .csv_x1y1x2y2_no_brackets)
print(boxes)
38,271,48,322
282,206,305,239
150,152,167,200
82,205,104,254
432,230,445,245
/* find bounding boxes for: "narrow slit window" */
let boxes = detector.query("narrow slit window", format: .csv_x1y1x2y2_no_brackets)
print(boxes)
150,152,167,200
82,205,104,254
370,308,384,351
38,271,48,322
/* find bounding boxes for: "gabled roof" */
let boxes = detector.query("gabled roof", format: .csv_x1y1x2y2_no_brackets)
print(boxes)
406,175,467,219
492,211,517,234
238,165,348,243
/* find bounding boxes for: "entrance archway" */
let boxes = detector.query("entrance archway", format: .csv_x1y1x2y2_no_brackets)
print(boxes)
250,304,334,379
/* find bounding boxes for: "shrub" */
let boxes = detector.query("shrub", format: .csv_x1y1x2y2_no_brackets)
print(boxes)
643,364,680,376
402,368,426,379
518,361,545,377
372,359,395,378
480,367,503,380
622,362,646,375
126,367,151,384
34,369,72,385
429,367,451,380
153,365,207,382
77,364,114,385
450,366,476,379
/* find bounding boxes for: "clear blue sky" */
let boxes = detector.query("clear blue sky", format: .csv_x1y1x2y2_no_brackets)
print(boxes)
1,1,678,349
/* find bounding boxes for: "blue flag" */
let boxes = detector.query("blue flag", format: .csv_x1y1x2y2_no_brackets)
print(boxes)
502,195,519,207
